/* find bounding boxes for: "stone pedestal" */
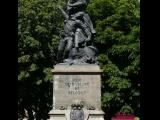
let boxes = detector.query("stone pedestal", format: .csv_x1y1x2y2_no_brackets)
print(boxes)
48,64,105,120
49,110,104,120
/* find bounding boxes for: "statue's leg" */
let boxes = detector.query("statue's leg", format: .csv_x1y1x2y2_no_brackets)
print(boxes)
74,28,86,50
75,30,79,48
57,39,66,63
64,37,73,60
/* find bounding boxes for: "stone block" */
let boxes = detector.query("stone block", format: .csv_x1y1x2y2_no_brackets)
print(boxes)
48,110,104,120
52,64,102,110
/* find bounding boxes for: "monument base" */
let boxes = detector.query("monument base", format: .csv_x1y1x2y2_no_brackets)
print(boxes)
49,64,105,120
51,64,102,110
48,109,105,120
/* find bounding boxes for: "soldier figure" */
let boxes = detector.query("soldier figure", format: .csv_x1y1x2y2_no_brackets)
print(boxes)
57,0,97,64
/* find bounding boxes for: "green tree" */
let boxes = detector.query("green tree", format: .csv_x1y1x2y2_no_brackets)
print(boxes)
87,0,140,119
18,0,66,119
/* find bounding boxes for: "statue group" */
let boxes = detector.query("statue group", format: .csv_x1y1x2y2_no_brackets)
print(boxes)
57,0,97,64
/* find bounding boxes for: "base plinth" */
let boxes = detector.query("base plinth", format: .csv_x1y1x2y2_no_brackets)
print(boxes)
48,109,105,120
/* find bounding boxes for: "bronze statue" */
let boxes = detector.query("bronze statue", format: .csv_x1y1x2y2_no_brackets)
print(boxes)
57,0,97,64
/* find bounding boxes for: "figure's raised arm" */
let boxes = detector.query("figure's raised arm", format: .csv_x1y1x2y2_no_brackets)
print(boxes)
68,0,87,7
58,6,69,20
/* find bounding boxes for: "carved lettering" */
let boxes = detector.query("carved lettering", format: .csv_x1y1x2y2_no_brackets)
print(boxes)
64,78,89,95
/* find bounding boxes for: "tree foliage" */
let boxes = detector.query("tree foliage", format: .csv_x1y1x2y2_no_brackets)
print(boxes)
18,0,64,119
18,0,140,119
87,0,140,119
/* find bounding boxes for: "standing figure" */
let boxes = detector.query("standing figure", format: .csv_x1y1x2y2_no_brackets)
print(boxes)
67,0,96,47
57,6,75,63
57,6,92,63
57,0,97,64
71,11,96,46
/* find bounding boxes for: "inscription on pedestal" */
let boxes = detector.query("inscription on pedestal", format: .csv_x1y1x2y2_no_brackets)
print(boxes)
52,65,102,110
64,78,89,95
